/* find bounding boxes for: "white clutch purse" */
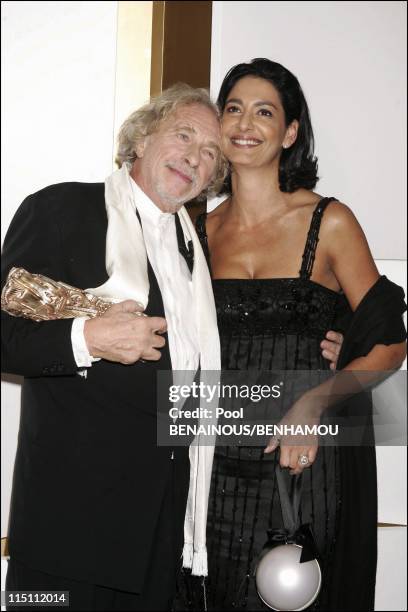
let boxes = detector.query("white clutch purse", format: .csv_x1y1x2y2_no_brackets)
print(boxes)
254,466,322,611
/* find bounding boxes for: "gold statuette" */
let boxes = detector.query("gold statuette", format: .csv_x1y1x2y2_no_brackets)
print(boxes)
1,267,113,321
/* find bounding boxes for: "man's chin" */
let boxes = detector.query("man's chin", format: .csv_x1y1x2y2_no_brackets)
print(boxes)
156,188,199,212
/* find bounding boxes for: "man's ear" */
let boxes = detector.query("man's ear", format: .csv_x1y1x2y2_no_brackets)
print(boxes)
283,120,299,149
135,138,146,158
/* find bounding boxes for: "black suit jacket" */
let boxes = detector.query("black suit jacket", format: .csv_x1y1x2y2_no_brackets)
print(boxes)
1,182,190,592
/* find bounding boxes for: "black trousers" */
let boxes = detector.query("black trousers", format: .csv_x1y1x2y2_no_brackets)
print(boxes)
6,457,187,611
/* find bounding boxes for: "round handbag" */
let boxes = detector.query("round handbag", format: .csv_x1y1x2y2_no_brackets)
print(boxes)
255,542,321,611
254,465,322,611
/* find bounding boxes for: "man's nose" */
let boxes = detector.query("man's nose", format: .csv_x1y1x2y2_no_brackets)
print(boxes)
184,143,200,168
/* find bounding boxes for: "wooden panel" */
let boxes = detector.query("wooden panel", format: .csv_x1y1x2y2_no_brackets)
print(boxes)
151,1,212,95
114,1,153,167
150,1,165,97
1,538,9,559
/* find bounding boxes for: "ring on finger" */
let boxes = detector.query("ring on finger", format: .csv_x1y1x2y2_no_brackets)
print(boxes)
298,454,309,466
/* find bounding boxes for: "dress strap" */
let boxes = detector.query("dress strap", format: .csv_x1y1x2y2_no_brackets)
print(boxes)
299,197,338,280
195,212,211,271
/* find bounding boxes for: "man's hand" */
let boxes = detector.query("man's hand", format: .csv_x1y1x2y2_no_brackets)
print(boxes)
320,331,343,370
84,300,167,364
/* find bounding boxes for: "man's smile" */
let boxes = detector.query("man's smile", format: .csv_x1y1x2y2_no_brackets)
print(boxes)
167,165,193,183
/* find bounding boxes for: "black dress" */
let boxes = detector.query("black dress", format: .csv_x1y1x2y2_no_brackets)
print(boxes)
174,198,368,611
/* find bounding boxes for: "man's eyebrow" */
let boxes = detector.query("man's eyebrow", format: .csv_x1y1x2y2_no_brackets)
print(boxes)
173,124,196,133
225,97,278,111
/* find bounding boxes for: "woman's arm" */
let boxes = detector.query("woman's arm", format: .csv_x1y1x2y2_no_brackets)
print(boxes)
323,202,379,308
266,203,406,472
323,202,406,368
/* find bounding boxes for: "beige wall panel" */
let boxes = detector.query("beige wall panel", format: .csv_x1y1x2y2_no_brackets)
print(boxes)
113,1,153,163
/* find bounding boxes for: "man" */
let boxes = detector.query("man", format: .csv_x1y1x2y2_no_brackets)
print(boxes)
2,83,342,610
2,84,225,610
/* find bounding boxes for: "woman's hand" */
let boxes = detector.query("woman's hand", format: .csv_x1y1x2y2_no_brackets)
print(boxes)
264,393,321,475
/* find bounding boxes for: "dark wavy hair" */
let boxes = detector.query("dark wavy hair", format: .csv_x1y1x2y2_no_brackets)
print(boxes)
217,58,319,194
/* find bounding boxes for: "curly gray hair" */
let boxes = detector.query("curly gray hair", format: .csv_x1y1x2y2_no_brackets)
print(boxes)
116,83,228,198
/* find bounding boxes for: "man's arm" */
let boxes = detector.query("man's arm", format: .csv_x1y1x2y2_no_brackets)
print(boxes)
2,189,167,376
1,192,80,377
320,330,343,370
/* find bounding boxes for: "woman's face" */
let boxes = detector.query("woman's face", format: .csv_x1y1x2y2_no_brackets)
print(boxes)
221,75,297,168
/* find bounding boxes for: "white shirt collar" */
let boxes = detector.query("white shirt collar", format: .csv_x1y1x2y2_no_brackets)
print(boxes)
129,175,173,226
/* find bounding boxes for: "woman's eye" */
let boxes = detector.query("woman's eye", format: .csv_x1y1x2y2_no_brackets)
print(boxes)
178,133,189,141
225,105,240,113
205,150,215,160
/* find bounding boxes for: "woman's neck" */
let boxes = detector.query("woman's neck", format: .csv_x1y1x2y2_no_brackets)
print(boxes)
228,165,288,226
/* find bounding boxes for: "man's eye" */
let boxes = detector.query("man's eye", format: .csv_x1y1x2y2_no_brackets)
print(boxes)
178,133,189,141
225,105,240,113
205,150,215,160
259,109,272,117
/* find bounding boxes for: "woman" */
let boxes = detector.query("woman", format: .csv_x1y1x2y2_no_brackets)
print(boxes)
176,59,406,611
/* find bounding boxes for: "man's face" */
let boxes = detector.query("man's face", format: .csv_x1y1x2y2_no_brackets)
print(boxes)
130,104,221,213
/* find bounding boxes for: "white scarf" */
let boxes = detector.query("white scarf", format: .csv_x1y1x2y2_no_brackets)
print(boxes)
87,163,220,576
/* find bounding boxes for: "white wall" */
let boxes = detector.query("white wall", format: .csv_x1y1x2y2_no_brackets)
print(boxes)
1,1,118,244
376,527,407,611
1,559,6,610
1,0,118,537
210,2,406,610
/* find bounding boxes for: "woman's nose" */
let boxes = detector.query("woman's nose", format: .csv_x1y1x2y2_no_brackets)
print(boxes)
238,110,253,131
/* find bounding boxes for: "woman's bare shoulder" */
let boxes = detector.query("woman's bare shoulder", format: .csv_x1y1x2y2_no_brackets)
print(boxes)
289,189,322,215
322,200,363,234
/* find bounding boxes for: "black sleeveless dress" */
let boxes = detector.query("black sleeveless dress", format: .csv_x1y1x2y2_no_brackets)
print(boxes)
175,198,354,611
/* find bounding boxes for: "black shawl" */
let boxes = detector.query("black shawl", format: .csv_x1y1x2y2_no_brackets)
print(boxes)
328,275,406,611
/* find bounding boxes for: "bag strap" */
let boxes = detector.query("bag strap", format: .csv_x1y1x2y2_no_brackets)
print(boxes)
275,464,303,534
